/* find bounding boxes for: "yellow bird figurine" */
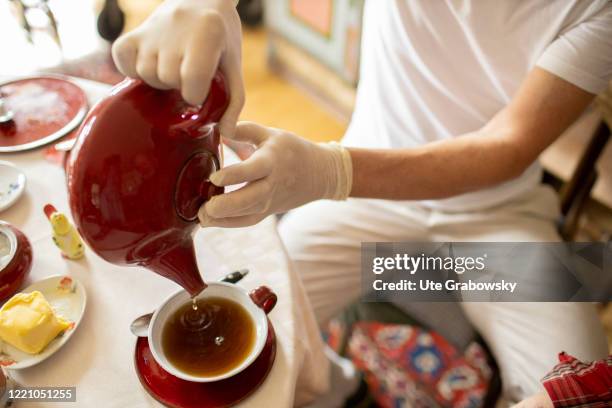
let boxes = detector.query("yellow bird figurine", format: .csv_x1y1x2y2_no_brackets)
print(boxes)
44,204,85,260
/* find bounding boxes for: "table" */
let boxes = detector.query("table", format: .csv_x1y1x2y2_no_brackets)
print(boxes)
0,76,328,407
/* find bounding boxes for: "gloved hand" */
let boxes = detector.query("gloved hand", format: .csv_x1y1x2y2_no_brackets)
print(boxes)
111,0,244,137
199,122,353,228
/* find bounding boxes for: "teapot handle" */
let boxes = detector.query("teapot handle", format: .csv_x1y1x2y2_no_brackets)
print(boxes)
175,151,223,222
177,71,229,128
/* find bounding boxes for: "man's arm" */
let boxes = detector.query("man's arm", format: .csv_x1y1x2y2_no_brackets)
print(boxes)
349,67,595,199
199,68,595,228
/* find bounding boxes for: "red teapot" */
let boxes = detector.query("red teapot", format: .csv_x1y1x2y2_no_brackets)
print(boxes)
66,73,229,296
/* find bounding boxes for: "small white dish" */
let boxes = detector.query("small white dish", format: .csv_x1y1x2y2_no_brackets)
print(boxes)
0,275,86,370
0,161,26,212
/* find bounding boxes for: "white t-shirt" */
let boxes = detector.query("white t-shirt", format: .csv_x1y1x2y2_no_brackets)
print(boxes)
343,0,612,211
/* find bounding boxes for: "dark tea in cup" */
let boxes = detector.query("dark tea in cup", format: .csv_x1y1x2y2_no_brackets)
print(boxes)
161,297,256,378
149,283,277,382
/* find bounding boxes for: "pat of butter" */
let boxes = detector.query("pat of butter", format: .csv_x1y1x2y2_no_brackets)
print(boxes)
0,291,70,354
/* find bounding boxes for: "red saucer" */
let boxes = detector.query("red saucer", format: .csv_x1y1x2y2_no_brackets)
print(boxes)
135,323,277,408
0,76,87,152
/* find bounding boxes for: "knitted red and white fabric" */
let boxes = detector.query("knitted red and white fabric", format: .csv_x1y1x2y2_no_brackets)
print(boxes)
542,352,612,408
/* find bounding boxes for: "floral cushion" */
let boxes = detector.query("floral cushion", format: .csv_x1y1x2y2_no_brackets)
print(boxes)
347,322,492,408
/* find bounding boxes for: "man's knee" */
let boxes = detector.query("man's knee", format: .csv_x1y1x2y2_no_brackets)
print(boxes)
462,302,608,401
278,211,307,260
278,201,347,262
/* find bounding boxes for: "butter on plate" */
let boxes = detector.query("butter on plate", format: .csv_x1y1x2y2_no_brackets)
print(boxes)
0,291,71,354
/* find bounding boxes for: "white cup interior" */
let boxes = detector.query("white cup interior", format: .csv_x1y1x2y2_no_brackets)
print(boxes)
148,282,269,382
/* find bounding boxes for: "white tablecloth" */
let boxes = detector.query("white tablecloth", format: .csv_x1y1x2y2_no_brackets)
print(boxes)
0,76,327,407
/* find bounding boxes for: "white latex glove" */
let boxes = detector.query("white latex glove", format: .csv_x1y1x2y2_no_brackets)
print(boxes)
111,0,244,137
199,122,353,228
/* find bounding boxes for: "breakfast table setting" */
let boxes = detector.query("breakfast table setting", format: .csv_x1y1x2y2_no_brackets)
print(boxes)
0,73,329,407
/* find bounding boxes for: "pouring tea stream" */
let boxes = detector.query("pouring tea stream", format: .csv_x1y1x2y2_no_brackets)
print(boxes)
129,269,249,338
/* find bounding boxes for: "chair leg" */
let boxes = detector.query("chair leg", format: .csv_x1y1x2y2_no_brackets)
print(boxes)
42,2,62,49
13,0,33,43
560,121,610,214
560,171,597,240
557,121,611,240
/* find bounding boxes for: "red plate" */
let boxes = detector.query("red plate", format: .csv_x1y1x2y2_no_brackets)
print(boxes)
0,76,88,152
135,323,277,408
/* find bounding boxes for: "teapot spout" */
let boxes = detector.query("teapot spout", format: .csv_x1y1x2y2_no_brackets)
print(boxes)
145,240,207,297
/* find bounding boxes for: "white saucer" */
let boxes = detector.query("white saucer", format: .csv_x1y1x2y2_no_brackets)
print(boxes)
0,275,86,369
0,161,26,212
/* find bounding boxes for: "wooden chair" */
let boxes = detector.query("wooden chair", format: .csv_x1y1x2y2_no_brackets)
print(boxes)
8,0,61,47
555,120,611,240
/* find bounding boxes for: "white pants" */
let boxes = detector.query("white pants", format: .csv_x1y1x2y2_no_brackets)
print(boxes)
278,185,608,403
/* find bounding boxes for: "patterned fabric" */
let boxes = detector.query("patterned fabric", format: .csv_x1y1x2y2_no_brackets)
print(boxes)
347,322,491,408
542,352,612,408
